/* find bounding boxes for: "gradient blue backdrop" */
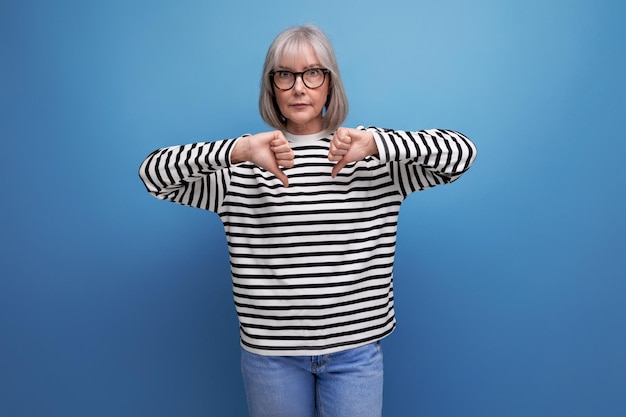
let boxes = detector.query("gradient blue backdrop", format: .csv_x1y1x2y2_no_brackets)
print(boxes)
2,0,625,416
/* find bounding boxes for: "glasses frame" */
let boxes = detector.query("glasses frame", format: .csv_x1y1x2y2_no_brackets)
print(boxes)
269,68,330,91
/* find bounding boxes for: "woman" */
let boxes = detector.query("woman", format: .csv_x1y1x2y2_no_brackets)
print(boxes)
139,24,476,417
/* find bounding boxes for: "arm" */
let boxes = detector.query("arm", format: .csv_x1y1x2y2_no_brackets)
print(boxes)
138,131,295,210
138,138,239,211
367,126,477,193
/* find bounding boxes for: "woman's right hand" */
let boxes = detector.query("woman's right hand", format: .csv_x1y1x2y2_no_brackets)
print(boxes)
231,131,294,187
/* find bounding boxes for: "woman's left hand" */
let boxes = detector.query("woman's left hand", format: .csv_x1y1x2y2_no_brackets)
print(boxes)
328,128,378,178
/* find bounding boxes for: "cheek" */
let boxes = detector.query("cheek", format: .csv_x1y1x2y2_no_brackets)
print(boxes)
320,84,331,106
313,87,330,108
273,91,289,111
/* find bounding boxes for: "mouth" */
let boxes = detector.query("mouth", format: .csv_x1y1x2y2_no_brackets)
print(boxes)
290,103,309,109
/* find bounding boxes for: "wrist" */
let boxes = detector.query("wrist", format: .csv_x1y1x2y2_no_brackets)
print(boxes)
231,136,250,164
368,132,379,156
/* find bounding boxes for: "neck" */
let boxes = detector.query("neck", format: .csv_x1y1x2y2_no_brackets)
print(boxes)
285,119,323,135
284,129,330,144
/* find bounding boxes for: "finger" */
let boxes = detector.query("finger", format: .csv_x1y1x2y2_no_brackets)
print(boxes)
273,144,293,156
271,138,293,153
271,136,289,146
328,149,345,162
269,166,289,187
331,158,348,178
273,147,294,167
274,149,294,159
276,171,289,187
276,157,294,168
328,144,344,161
271,143,290,155
335,127,350,140
340,134,352,147
328,139,349,161
333,134,351,150
274,130,287,141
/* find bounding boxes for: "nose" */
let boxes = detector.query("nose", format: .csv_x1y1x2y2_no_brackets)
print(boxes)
292,74,306,93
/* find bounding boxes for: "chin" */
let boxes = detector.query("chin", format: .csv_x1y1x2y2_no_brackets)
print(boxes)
288,114,322,125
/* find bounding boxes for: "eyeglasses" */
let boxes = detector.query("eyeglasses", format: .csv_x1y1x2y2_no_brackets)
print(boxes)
269,68,330,90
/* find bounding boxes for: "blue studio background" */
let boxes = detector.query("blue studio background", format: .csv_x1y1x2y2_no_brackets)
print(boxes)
2,0,625,416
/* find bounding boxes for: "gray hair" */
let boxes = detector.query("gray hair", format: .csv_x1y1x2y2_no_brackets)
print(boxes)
259,24,349,132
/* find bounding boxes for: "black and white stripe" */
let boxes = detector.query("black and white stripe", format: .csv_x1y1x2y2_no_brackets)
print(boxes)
139,127,476,355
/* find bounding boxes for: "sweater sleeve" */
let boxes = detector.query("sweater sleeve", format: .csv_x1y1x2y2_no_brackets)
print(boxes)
367,127,477,196
138,137,241,211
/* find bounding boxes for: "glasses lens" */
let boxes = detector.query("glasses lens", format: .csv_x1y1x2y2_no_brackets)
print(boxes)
303,69,325,88
273,71,295,89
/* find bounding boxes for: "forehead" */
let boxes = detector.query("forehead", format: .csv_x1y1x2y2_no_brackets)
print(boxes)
276,42,321,69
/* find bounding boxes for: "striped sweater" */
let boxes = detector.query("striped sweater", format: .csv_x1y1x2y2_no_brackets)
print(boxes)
139,126,476,355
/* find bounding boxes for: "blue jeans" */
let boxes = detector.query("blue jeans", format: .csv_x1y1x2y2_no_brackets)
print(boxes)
240,342,384,417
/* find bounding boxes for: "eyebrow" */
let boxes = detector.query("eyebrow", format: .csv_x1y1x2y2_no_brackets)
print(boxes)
275,63,323,71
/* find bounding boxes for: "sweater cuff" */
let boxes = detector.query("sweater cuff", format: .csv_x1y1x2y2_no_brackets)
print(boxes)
225,135,250,167
367,128,392,163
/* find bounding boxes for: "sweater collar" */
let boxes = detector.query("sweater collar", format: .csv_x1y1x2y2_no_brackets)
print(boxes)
283,129,331,145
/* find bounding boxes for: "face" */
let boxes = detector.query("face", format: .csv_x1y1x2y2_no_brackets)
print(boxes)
273,45,330,135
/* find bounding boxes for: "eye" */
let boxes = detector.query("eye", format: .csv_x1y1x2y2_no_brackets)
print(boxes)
306,69,321,77
277,71,292,79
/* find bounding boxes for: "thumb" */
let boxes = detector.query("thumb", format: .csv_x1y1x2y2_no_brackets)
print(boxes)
331,158,348,179
276,170,289,187
269,165,289,187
